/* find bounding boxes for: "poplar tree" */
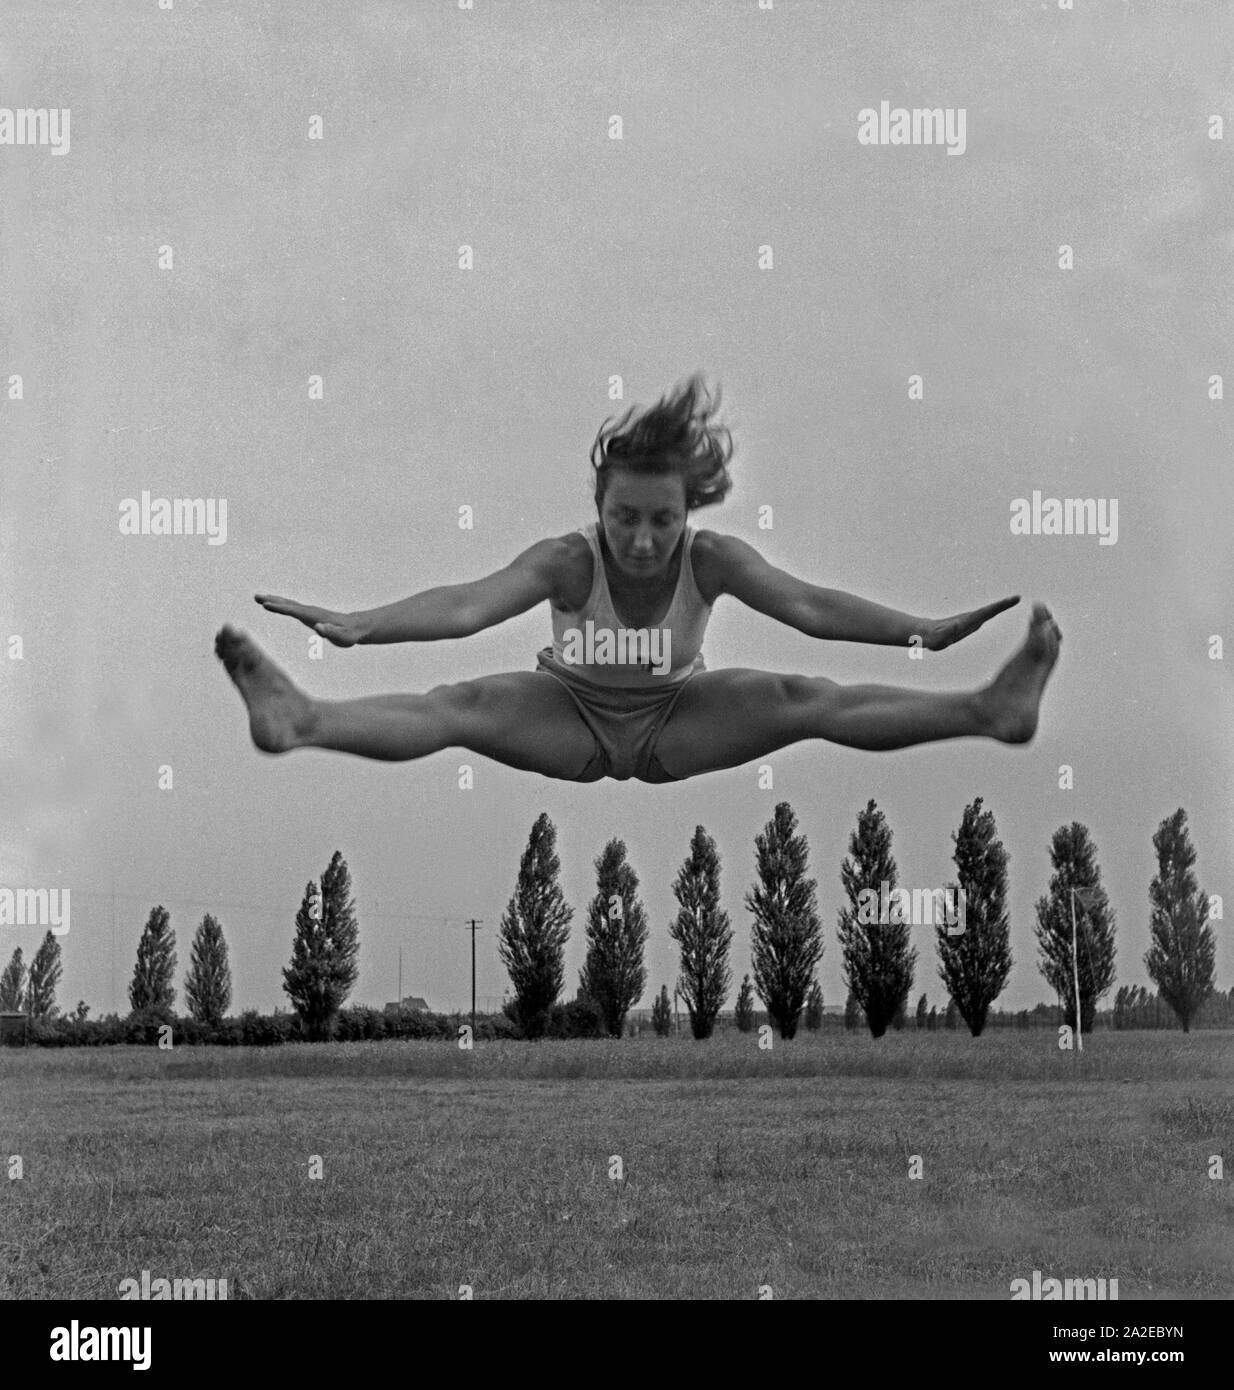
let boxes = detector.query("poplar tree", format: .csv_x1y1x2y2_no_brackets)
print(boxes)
668,825,733,1040
498,813,572,1039
185,913,232,1027
1033,823,1116,1034
650,984,673,1037
1144,809,1215,1033
734,974,755,1033
129,905,177,1018
0,948,26,1011
26,932,63,1020
283,852,360,1041
837,800,916,1038
746,802,823,1040
936,797,1012,1037
579,839,648,1037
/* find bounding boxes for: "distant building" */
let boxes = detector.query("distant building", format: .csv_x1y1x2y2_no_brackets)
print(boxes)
383,996,429,1015
0,1011,29,1043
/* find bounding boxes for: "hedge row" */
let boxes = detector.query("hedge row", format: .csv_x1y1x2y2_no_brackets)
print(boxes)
2,1004,525,1047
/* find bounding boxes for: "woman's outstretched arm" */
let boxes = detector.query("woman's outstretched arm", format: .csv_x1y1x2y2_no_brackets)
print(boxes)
711,534,1018,650
254,536,566,646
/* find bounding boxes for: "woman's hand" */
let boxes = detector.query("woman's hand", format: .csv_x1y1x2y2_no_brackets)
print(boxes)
254,594,365,647
924,596,1019,651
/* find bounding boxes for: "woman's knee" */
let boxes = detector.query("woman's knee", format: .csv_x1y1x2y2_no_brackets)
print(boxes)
780,673,843,736
428,678,494,740
781,673,831,710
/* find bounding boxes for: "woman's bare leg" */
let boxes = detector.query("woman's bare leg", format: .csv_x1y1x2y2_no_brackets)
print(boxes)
214,626,598,779
652,603,1062,779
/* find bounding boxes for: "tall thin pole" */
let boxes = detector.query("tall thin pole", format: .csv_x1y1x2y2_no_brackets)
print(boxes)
467,919,483,1035
1069,888,1083,1054
111,872,117,1014
398,946,403,1014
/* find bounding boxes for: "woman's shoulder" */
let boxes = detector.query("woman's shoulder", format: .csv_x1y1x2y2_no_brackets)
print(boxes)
548,527,596,612
689,526,734,606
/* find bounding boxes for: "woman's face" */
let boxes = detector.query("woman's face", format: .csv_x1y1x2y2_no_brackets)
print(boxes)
599,470,687,581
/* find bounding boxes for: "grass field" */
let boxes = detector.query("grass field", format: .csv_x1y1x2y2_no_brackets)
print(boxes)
3,1032,1231,1299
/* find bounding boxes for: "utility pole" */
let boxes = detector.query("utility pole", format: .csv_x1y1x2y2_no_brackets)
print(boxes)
466,919,484,1036
398,946,403,1015
111,871,117,1015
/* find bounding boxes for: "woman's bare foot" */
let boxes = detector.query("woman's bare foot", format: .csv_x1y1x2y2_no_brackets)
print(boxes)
981,603,1062,743
214,626,319,753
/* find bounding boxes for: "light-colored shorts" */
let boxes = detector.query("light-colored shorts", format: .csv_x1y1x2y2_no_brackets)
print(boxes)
534,646,699,783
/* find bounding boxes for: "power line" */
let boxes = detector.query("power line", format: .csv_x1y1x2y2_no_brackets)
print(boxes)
57,888,480,924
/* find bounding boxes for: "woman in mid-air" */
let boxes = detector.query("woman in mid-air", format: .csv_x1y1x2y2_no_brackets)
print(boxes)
216,374,1061,784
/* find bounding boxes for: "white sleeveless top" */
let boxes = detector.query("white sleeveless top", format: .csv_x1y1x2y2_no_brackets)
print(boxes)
546,520,712,688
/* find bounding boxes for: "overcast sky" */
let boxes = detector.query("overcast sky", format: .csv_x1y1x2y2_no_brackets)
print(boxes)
3,0,1231,1018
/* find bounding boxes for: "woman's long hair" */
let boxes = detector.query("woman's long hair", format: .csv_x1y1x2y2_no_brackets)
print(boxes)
590,373,734,512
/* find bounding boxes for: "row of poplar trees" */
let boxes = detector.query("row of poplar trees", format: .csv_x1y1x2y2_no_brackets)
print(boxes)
0,851,361,1041
121,851,358,1040
499,800,1218,1040
128,851,358,1039
14,797,1212,1044
0,932,64,1018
